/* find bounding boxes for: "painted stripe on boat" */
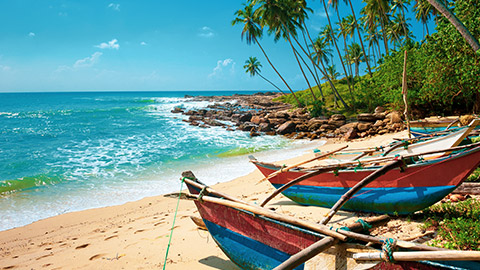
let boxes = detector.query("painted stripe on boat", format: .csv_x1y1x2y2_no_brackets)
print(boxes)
203,218,306,270
273,184,456,215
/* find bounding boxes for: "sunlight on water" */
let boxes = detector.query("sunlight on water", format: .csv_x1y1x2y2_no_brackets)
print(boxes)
0,92,326,231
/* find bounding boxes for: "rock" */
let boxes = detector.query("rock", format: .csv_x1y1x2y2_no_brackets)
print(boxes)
258,123,274,132
338,122,358,133
250,131,260,137
239,113,253,123
378,129,389,134
357,113,377,122
268,118,287,126
392,123,404,129
320,124,337,131
374,106,385,113
357,122,372,132
373,113,386,120
171,107,184,113
328,119,346,127
276,121,297,135
344,127,357,140
250,115,264,124
386,111,403,124
275,111,290,119
330,114,346,121
460,115,475,126
238,123,257,132
373,120,384,127
294,124,308,132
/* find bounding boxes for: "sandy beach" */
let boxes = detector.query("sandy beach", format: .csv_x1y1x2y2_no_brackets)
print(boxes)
1,130,430,270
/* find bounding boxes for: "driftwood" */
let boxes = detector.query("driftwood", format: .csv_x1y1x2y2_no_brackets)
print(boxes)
452,182,480,195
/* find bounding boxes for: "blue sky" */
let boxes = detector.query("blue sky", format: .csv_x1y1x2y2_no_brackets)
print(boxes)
0,1,432,92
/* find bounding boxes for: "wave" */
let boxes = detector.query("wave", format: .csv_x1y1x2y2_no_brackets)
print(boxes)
0,174,64,195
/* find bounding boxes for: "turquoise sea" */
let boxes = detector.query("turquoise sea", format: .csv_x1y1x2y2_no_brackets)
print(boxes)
0,91,322,231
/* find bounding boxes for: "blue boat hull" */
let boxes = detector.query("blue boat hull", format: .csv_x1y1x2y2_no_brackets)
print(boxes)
273,184,457,215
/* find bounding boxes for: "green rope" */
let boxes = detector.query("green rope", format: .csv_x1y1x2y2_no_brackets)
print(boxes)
163,177,185,269
356,218,372,232
403,141,410,149
333,168,339,176
381,238,397,262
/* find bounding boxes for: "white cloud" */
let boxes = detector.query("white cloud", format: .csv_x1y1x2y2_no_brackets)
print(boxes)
108,3,120,11
209,58,235,78
95,39,120,50
198,26,215,38
28,32,36,37
73,52,103,68
0,65,11,71
140,41,147,46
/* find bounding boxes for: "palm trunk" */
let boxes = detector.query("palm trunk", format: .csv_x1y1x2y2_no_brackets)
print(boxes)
347,0,373,76
258,73,286,96
289,28,350,109
320,1,355,108
287,34,317,102
302,24,325,101
318,58,349,109
253,36,302,107
427,0,480,52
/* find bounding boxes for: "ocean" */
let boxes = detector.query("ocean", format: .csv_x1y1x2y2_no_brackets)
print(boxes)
0,91,323,231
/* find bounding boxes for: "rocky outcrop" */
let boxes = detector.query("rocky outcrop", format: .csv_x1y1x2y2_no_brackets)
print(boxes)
177,92,406,141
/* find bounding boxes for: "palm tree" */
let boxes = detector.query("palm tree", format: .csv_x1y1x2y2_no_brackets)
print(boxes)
413,0,433,36
244,57,286,95
337,0,373,76
362,0,391,54
253,0,318,102
322,65,340,81
390,0,411,39
426,0,480,52
346,43,364,78
232,3,302,107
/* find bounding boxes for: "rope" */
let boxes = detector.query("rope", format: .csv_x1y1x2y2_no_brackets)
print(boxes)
198,186,207,202
162,177,185,269
354,161,362,173
381,238,397,262
356,218,372,232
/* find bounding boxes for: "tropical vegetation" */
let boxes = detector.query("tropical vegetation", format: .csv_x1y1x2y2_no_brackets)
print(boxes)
234,0,480,117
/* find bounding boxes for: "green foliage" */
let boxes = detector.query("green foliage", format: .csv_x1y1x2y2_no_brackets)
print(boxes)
421,198,480,250
308,100,325,117
353,0,480,116
466,167,480,182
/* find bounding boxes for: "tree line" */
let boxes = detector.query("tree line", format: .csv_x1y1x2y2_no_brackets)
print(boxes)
234,0,479,116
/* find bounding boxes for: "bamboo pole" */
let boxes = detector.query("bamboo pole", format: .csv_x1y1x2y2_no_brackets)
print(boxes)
272,215,390,270
258,145,348,183
353,250,480,261
306,141,480,171
402,50,411,138
320,159,404,225
183,182,444,252
260,167,337,207
184,193,348,241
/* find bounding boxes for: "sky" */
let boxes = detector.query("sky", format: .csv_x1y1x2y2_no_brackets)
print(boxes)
0,1,433,92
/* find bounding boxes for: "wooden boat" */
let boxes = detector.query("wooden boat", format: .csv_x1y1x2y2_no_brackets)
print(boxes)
183,176,480,270
251,144,480,215
410,116,461,136
319,121,478,164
